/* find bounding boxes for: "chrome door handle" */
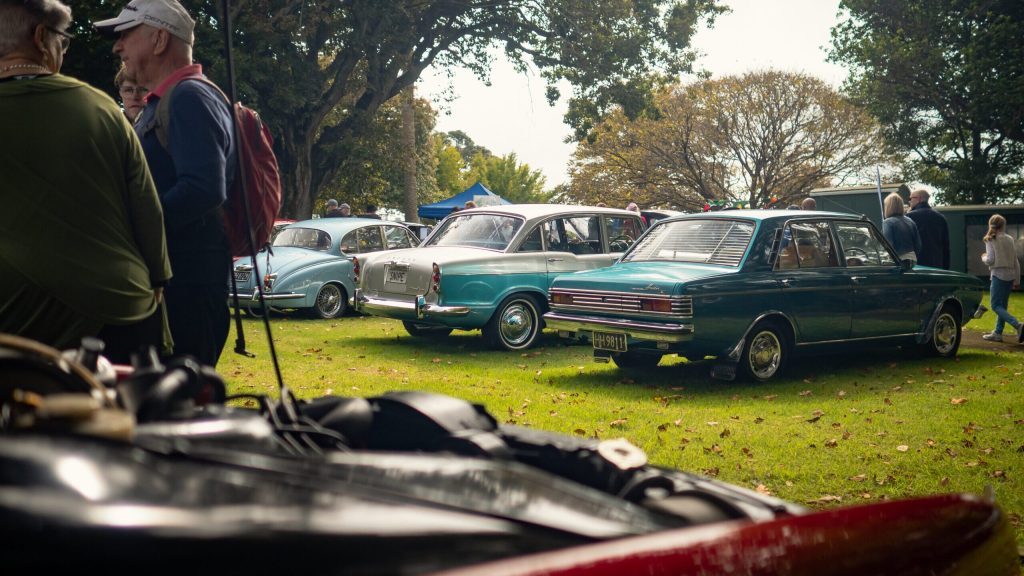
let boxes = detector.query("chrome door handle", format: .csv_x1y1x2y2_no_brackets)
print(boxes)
780,279,791,288
851,276,866,284
547,258,563,262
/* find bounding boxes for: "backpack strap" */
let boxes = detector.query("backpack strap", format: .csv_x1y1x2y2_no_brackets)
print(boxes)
153,75,232,151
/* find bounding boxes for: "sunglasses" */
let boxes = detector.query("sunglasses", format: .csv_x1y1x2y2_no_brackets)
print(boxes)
45,25,73,54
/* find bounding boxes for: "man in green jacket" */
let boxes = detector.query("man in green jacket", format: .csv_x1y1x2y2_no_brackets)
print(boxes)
0,0,172,361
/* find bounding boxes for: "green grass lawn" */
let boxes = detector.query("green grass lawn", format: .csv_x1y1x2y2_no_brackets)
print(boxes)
220,291,1024,547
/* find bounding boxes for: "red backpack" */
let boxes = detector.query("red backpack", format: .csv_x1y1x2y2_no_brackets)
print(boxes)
154,76,282,257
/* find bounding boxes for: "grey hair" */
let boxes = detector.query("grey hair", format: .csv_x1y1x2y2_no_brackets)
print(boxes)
0,0,72,56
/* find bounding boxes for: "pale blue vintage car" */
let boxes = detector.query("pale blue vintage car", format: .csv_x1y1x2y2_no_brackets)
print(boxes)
231,218,420,318
543,210,988,381
352,205,646,350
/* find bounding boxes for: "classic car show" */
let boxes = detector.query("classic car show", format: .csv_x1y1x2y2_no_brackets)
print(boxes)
2,0,1023,573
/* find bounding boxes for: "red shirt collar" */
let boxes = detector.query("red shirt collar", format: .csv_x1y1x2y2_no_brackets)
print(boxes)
145,64,204,101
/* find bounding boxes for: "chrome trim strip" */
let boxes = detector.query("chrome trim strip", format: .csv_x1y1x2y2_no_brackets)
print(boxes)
793,333,917,347
230,292,303,301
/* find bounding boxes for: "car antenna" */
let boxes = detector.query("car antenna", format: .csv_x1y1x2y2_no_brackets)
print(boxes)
220,0,295,420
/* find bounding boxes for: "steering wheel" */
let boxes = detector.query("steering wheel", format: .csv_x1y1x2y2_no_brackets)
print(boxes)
844,247,869,259
609,235,632,252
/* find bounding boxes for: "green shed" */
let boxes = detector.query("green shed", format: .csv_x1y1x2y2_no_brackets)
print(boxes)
809,183,910,229
936,205,1024,277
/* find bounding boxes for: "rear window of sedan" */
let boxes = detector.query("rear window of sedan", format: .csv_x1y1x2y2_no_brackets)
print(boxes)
424,214,524,251
623,219,754,266
273,227,332,251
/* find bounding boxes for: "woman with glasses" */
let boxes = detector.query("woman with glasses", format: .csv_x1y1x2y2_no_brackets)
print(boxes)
0,0,173,362
115,63,147,122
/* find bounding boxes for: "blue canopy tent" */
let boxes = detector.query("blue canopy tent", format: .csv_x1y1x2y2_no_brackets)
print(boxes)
417,182,510,220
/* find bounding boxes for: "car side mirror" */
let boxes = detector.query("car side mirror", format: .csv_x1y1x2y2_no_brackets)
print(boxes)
900,258,914,271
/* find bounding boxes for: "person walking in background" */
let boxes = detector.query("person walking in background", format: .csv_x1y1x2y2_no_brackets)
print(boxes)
464,200,477,209
881,193,921,264
980,214,1022,343
906,189,950,269
0,0,172,361
359,204,381,219
801,197,816,210
114,63,146,123
96,0,235,367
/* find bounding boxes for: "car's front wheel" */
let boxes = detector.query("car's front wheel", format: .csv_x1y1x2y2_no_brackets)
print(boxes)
611,351,662,369
925,304,961,358
402,321,453,338
310,283,346,319
483,294,542,351
739,320,789,382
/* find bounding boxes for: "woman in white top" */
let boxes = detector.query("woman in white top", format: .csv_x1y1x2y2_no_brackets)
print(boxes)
981,214,1022,343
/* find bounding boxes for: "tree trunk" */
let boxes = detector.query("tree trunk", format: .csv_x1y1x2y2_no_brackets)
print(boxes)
279,126,314,220
401,84,419,222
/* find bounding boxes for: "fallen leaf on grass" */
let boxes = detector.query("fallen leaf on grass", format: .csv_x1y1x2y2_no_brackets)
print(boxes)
951,397,968,405
609,418,627,428
799,390,812,396
849,474,867,482
719,428,731,438
825,439,838,448
896,445,909,452
756,484,772,495
573,428,587,436
808,495,843,504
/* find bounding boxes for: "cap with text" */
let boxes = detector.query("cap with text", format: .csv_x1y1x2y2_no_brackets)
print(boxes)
94,0,195,45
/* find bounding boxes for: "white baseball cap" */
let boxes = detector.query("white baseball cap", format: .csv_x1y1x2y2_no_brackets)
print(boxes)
94,0,195,45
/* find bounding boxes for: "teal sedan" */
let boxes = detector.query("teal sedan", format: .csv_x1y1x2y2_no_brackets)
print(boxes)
353,205,646,350
544,210,987,381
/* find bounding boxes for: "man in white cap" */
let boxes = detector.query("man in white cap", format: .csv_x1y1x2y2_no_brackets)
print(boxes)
95,0,236,368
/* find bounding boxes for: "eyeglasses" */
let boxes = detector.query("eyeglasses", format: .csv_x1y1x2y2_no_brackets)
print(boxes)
45,26,73,55
119,86,148,97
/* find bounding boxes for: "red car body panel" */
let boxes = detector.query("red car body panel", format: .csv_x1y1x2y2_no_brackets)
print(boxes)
435,494,1018,576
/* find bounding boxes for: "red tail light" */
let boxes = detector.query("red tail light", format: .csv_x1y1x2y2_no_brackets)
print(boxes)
352,257,360,284
551,293,573,305
641,299,672,312
431,263,441,293
263,273,276,291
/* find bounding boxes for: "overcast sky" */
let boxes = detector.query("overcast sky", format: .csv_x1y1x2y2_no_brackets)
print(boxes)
420,0,847,189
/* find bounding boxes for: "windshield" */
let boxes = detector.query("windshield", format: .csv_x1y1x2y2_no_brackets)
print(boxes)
272,227,332,251
424,214,524,250
623,219,754,266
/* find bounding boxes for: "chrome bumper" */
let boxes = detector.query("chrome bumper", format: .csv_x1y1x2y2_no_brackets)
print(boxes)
352,288,470,318
544,311,694,343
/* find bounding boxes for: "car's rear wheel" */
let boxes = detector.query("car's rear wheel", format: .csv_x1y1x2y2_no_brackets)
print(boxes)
611,351,662,369
925,304,961,358
483,294,542,351
310,283,346,319
739,320,789,382
402,321,453,338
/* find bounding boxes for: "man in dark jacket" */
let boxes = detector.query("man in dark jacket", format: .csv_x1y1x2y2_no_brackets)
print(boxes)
97,0,236,367
906,189,950,269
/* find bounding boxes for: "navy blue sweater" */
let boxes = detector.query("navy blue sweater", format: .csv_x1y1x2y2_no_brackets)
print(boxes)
136,78,236,285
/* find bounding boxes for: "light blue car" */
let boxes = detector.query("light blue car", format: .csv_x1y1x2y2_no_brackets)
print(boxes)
352,205,646,350
230,218,420,318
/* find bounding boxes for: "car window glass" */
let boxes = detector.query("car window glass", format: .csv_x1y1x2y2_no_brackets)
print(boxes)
424,214,523,251
624,219,753,266
543,220,568,252
560,216,600,254
606,216,642,252
358,227,385,253
517,226,544,252
778,221,837,269
273,227,332,252
340,230,358,253
384,226,414,249
836,222,896,267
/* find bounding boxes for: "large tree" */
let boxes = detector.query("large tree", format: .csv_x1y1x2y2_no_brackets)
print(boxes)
567,71,896,210
116,0,723,219
829,0,1024,204
464,152,549,203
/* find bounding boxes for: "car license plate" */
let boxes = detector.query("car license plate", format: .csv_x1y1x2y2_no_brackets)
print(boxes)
386,266,407,284
234,270,251,282
593,331,627,352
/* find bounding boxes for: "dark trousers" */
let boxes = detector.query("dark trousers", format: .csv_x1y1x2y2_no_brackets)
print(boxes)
163,282,230,367
97,305,164,364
